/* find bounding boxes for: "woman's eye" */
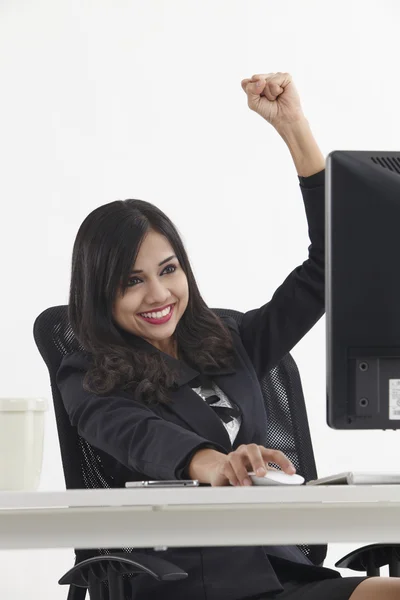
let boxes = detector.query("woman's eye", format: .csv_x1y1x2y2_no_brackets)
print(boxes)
127,277,141,287
163,264,177,275
127,264,177,287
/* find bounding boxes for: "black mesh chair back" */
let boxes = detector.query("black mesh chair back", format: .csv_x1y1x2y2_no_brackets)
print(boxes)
214,308,326,567
33,305,327,577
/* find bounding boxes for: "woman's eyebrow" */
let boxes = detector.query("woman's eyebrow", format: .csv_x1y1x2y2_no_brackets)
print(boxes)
130,255,176,274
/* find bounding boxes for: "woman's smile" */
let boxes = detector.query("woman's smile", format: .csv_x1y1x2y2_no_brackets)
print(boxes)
138,303,175,325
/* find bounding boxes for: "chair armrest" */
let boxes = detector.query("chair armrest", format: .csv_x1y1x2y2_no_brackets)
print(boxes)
58,551,188,586
335,543,400,577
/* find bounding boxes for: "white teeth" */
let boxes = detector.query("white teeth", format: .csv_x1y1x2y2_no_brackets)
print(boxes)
140,305,172,319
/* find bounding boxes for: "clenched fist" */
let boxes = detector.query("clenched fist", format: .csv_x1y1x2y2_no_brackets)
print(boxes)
241,72,305,129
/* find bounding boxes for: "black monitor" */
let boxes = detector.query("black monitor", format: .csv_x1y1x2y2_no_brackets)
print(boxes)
326,150,400,429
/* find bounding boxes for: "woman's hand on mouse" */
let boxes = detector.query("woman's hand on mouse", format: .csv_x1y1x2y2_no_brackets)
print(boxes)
188,444,295,487
241,72,305,130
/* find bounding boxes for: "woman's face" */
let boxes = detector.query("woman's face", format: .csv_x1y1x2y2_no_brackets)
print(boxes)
112,229,189,357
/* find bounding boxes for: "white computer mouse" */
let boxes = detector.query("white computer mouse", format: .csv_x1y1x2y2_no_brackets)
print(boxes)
248,470,305,486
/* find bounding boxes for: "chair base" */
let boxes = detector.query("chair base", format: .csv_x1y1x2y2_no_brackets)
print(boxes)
335,543,400,577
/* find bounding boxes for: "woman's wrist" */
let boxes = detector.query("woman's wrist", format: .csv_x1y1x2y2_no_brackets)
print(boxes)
275,117,325,177
187,447,225,483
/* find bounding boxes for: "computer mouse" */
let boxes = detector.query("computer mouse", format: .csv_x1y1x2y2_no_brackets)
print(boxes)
248,470,305,486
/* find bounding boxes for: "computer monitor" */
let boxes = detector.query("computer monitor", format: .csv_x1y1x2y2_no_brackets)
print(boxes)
326,150,400,429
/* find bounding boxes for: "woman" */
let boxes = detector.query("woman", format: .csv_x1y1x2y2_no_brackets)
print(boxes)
57,73,399,599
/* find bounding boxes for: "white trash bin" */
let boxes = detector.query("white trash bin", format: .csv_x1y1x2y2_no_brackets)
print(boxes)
0,397,48,490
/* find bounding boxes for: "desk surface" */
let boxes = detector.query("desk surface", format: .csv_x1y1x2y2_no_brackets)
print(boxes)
1,484,400,507
0,486,399,549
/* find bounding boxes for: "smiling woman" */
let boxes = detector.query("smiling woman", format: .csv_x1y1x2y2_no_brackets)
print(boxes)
54,72,393,600
67,198,236,404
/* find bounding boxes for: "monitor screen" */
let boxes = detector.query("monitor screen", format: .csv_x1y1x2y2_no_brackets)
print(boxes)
326,150,400,429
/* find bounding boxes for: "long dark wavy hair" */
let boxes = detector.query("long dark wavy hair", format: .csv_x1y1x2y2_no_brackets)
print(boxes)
68,199,236,405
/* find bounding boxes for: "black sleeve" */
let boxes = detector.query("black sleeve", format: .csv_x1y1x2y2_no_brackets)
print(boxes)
56,352,225,480
239,168,325,378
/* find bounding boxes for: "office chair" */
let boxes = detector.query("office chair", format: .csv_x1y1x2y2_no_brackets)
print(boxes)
33,305,400,599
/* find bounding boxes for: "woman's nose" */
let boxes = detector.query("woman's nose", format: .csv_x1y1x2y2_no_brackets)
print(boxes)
145,279,171,304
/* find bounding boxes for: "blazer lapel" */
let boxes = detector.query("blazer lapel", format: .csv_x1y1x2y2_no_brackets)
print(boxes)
168,386,233,451
119,329,236,451
164,353,237,452
118,326,267,453
212,368,257,448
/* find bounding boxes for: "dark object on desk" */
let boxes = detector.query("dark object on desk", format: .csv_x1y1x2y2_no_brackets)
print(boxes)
125,479,199,487
326,150,400,429
33,305,398,600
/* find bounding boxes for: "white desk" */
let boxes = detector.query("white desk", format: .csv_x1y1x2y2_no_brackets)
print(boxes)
0,485,399,550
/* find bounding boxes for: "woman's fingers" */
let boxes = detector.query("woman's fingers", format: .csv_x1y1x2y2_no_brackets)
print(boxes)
229,451,252,486
260,447,296,474
225,445,296,486
243,444,268,477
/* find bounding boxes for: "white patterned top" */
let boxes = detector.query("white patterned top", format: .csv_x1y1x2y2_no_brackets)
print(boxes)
191,381,241,444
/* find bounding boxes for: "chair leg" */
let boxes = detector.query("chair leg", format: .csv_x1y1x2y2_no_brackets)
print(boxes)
88,570,105,600
67,585,87,600
366,552,380,577
108,567,125,599
389,551,400,577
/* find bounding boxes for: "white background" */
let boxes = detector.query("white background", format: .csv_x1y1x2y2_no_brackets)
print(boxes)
0,0,399,597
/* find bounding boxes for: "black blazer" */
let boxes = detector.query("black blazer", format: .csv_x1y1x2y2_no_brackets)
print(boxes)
56,168,340,600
